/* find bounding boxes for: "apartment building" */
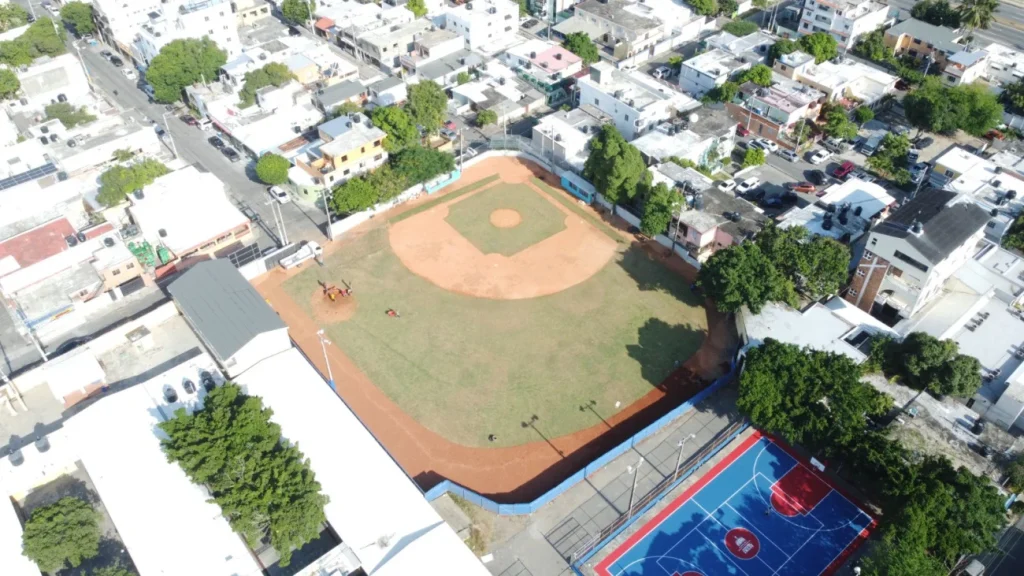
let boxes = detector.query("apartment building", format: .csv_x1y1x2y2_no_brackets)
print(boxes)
631,104,737,169
5,53,91,116
442,0,519,53
134,0,242,65
883,18,964,67
577,61,699,140
845,190,990,321
678,30,774,97
554,0,663,62
293,113,388,188
942,48,989,86
729,73,823,144
930,146,1024,241
773,51,897,106
400,29,466,74
797,0,889,50
333,4,414,65
530,105,610,171
984,42,1024,87
232,0,273,27
92,0,162,55
500,39,584,105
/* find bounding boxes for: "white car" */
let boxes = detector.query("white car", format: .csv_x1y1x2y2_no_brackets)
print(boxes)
754,138,778,153
736,177,760,194
651,66,672,80
122,68,137,80
777,149,799,162
809,149,832,164
718,179,737,193
268,186,291,204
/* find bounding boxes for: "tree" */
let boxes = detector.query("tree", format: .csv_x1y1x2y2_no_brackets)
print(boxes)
722,20,758,36
958,0,999,34
702,80,738,104
96,159,170,207
741,147,765,167
867,133,912,184
860,508,948,576
873,332,979,396
20,17,66,57
0,4,29,32
1005,216,1024,252
256,153,291,185
697,243,797,313
741,64,773,87
768,38,798,65
91,562,137,576
406,0,427,17
689,0,720,17
1001,78,1024,115
0,38,32,67
332,101,362,117
755,224,849,298
145,38,227,104
955,81,1004,136
456,71,471,85
934,353,982,397
518,0,528,17
737,339,891,451
666,156,712,177
111,148,135,163
475,109,498,127
390,146,455,184
21,497,101,573
562,32,599,65
854,105,874,124
667,55,683,72
60,1,95,37
331,176,379,213
1008,454,1024,492
281,0,315,24
911,0,962,28
852,29,890,62
371,105,419,152
45,102,96,128
821,103,858,140
640,183,681,237
238,62,295,108
798,32,838,64
407,80,447,132
718,0,739,17
905,77,1003,136
583,125,648,206
160,383,328,567
0,68,19,99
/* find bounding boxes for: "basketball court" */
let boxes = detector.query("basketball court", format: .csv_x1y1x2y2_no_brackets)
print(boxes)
594,432,873,576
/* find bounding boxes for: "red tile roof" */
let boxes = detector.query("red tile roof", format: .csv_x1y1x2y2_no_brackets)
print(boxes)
0,218,75,272
315,17,335,31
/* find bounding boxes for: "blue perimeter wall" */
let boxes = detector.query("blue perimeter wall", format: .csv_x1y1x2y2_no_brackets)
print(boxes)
423,363,736,515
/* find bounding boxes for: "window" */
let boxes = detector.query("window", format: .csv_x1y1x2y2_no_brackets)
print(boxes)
893,250,929,273
913,38,922,44
849,288,858,296
624,114,629,121
126,263,135,269
947,74,957,82
870,238,877,246
891,267,903,278
343,169,350,175
112,269,121,276
856,269,865,277
205,16,210,21
374,139,381,147
594,97,600,105
374,153,383,161
361,147,365,153
342,155,349,161
79,289,89,297
864,250,874,259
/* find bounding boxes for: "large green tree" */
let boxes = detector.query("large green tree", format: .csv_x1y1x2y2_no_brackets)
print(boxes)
371,105,419,152
867,133,912,185
0,68,19,99
96,159,170,207
475,108,497,127
583,124,648,206
741,64,773,87
145,38,227,103
905,77,1003,136
281,0,316,24
854,105,875,125
852,29,890,62
45,102,96,128
640,183,681,237
391,146,455,183
406,0,428,17
331,176,379,213
742,147,766,168
60,1,96,37
798,32,838,64
912,0,962,28
702,80,738,104
256,153,291,185
722,20,758,37
21,497,101,573
756,226,851,298
407,80,448,132
159,383,328,567
689,0,719,17
768,38,798,65
958,0,999,35
870,332,982,397
238,62,295,108
562,32,600,65
821,103,859,140
0,3,29,32
0,17,65,66
1001,78,1024,115
697,242,797,313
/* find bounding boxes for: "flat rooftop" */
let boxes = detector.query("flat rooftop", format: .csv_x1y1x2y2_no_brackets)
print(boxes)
582,62,699,111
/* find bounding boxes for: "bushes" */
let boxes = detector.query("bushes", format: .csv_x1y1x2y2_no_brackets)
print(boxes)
330,146,455,214
741,147,765,167
45,102,96,128
96,159,170,207
722,20,759,36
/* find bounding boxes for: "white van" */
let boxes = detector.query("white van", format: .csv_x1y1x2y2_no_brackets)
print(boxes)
197,118,213,131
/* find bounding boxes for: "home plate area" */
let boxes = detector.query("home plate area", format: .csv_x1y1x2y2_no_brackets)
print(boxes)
594,432,874,576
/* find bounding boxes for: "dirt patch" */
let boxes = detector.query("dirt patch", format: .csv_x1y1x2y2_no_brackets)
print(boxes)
309,289,357,323
489,208,522,228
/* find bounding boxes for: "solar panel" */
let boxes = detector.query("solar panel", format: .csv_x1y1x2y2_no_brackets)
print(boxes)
228,243,262,268
0,163,58,192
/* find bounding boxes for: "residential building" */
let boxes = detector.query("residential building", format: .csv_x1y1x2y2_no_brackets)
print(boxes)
92,0,163,55
883,18,964,67
930,146,1024,241
4,53,90,116
773,51,897,106
500,39,584,105
554,0,702,65
134,0,243,65
577,61,699,140
356,18,434,71
232,0,273,27
449,62,546,125
442,0,519,54
202,80,324,157
291,112,388,189
984,42,1024,87
168,260,289,377
399,28,466,73
728,73,824,144
738,297,898,362
797,0,889,50
679,49,753,98
128,167,253,268
368,76,409,107
631,104,737,168
942,48,989,85
331,4,414,64
409,50,484,88
780,177,895,243
530,105,611,171
845,189,990,321
41,114,164,176
313,79,368,114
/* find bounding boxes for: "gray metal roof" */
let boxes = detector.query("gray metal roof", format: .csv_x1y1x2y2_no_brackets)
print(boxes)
314,80,366,109
885,18,963,54
167,260,286,362
873,190,990,263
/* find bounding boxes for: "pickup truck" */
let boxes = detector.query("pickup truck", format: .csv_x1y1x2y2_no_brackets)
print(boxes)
280,241,323,269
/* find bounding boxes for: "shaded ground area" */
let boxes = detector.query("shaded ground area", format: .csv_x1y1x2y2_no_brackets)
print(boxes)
445,182,567,256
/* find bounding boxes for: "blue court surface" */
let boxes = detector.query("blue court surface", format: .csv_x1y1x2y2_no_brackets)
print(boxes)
594,432,874,576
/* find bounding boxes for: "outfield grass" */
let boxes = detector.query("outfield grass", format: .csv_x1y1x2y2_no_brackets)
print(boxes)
285,224,708,447
444,183,567,256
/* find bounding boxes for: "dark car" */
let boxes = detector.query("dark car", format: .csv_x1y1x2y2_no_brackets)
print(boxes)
914,136,934,150
787,181,816,194
208,135,225,148
288,26,302,37
182,378,197,395
181,114,198,126
53,336,90,356
895,78,910,91
971,418,986,435
200,370,217,392
808,170,826,185
222,147,241,162
101,50,113,59
110,56,124,67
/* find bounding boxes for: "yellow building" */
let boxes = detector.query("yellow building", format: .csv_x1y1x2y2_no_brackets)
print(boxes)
295,113,388,187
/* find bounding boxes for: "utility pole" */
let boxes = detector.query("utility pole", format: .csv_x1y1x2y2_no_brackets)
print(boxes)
627,456,645,519
320,187,334,241
160,111,179,158
316,329,335,391
673,434,696,481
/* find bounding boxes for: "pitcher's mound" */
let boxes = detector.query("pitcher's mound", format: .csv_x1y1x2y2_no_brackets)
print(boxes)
310,290,357,323
490,209,522,228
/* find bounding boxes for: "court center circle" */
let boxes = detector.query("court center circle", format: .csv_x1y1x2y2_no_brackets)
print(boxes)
725,527,760,560
490,208,522,228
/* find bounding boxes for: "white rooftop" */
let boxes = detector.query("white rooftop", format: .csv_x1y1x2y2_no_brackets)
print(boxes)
236,348,490,576
631,124,709,161
583,61,699,111
780,177,894,242
682,48,746,77
793,58,897,100
935,147,1024,239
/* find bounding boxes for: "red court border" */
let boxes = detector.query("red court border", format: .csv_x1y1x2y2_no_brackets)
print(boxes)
593,431,877,576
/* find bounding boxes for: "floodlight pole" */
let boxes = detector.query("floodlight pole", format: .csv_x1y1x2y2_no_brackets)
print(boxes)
317,329,335,391
673,433,696,481
320,187,334,242
627,456,645,518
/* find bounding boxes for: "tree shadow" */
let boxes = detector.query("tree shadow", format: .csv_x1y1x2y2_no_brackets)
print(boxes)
617,244,701,302
57,537,137,576
627,318,707,388
19,473,98,517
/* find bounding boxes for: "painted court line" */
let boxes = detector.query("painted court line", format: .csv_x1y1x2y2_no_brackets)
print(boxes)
773,527,822,576
699,505,789,574
751,473,826,530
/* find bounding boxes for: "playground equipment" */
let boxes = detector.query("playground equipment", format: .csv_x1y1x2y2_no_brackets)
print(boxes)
319,281,353,302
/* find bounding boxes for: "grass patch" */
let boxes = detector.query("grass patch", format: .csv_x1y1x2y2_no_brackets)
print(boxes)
391,174,500,223
531,178,624,243
444,183,567,256
451,495,490,556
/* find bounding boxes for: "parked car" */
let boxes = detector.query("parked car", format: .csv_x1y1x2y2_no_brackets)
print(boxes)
101,50,113,59
208,135,225,148
910,162,929,183
440,127,457,140
122,68,137,80
833,161,855,179
850,169,876,183
822,138,848,154
895,78,910,91
110,56,124,67
288,26,302,37
736,177,760,194
718,179,737,193
971,418,986,435
914,136,934,150
736,123,751,137
808,170,826,185
777,148,799,162
53,336,91,356
907,148,920,162
651,66,673,80
181,115,198,127
809,149,831,164
787,181,816,193
755,138,778,153
986,129,1006,140
268,186,290,204
222,147,241,162
444,120,457,131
